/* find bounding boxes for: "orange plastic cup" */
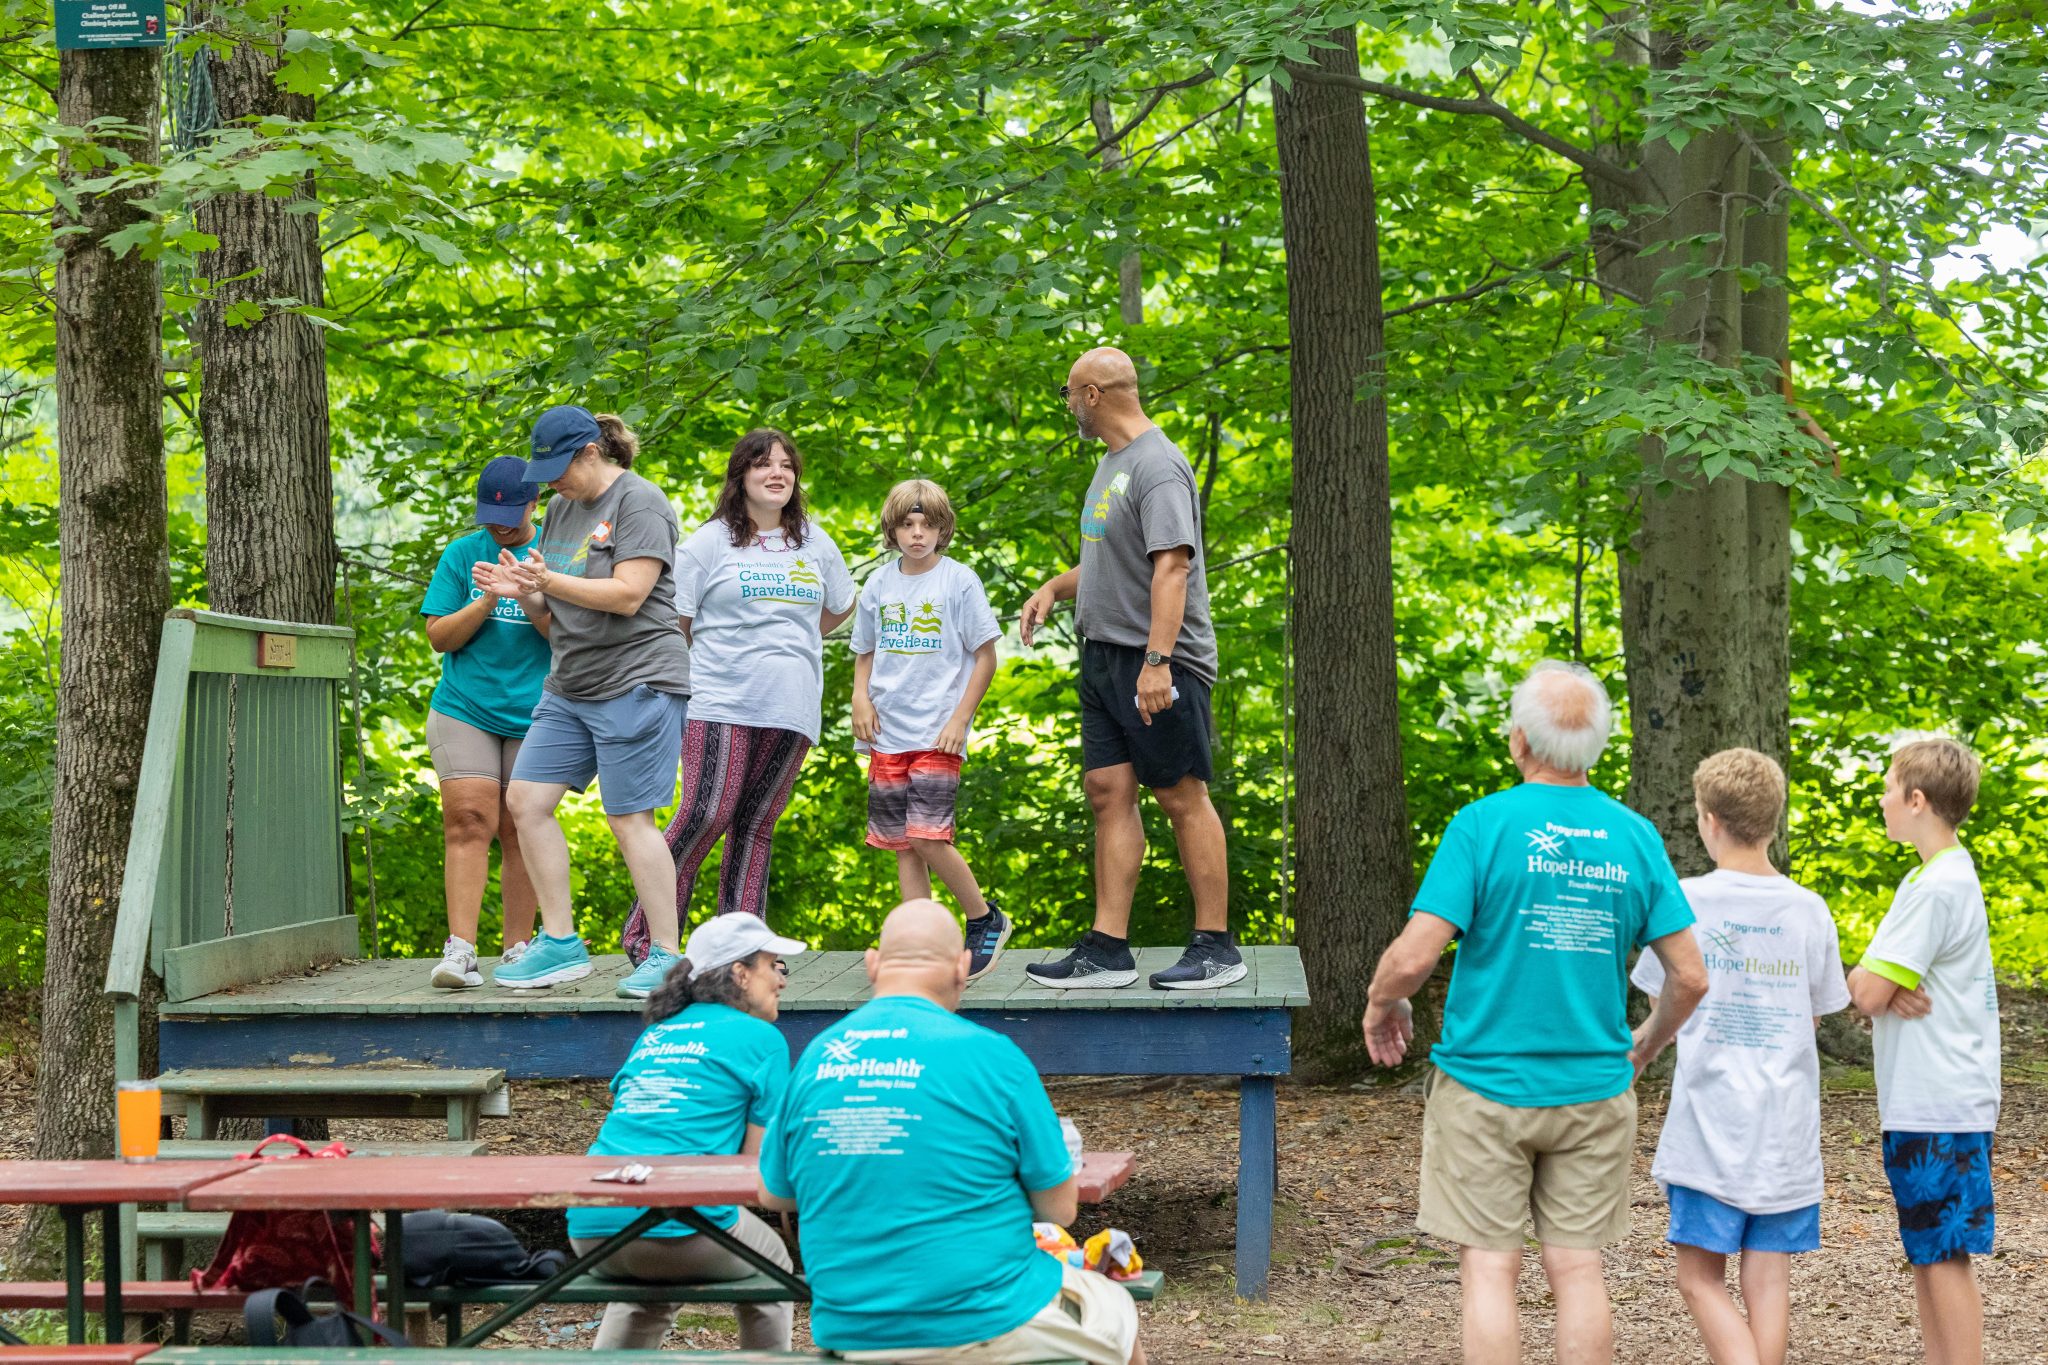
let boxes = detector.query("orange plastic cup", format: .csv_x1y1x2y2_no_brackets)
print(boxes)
116,1080,161,1162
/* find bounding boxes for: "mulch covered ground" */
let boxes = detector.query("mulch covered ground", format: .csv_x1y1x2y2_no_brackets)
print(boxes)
1,992,2043,1361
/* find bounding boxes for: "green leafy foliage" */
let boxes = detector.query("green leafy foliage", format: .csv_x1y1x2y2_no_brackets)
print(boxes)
0,0,2043,980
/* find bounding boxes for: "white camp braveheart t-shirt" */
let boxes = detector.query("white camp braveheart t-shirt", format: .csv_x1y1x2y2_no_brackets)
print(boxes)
1863,846,2002,1134
849,557,1001,756
674,520,855,745
1632,870,1850,1214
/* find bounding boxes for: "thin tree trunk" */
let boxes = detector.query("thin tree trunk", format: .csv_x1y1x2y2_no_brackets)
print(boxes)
194,16,335,624
1274,30,1412,1077
1089,97,1144,328
23,42,170,1269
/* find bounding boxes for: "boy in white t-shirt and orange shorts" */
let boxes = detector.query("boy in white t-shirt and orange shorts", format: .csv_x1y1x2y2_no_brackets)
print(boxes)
851,480,1007,979
1847,737,1998,1365
1633,748,1850,1365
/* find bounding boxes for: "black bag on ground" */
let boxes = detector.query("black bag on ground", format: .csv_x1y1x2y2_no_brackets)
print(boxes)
244,1279,410,1348
398,1210,570,1287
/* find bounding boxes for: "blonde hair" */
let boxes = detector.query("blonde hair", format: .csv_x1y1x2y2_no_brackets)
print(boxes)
1890,737,1981,828
593,414,640,468
879,479,956,551
1693,748,1785,847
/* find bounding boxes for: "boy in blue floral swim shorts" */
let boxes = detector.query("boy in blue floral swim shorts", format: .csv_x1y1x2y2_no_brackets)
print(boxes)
1847,738,1998,1365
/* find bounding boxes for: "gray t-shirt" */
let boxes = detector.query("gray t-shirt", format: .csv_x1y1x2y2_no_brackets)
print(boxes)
533,469,692,701
1074,426,1217,685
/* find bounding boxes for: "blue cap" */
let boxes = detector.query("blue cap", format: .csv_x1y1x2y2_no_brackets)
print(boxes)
525,405,602,483
475,456,539,527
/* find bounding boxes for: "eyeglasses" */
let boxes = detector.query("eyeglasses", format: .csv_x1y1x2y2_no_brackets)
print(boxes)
1059,380,1130,400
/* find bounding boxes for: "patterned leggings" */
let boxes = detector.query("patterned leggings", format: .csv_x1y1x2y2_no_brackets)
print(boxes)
622,719,811,964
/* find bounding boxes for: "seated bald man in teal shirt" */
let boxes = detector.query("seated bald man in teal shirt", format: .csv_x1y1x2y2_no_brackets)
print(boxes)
759,900,1146,1364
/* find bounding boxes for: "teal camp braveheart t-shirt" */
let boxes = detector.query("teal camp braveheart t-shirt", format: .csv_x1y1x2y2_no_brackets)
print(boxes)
565,1003,789,1241
419,527,552,737
1417,783,1694,1108
759,996,1070,1353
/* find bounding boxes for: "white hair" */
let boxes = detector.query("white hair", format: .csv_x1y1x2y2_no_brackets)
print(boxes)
1509,660,1613,773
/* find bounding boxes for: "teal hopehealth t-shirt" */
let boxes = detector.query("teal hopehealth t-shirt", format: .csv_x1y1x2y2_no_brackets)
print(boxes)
760,996,1070,1353
419,527,552,737
1417,783,1694,1108
565,1003,789,1242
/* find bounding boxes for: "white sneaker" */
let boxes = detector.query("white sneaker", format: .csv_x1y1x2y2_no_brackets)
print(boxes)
431,936,482,989
500,937,531,966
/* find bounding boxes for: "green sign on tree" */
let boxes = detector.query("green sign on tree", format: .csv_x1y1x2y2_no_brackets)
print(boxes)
54,0,167,49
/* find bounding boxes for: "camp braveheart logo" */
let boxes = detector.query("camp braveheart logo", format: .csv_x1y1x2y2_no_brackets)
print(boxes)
880,598,945,655
1081,470,1131,542
740,556,826,606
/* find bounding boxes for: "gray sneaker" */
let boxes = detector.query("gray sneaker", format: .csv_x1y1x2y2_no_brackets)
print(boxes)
430,936,482,990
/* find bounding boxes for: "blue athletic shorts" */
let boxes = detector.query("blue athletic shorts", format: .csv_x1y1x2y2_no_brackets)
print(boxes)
1666,1184,1821,1255
1882,1130,1995,1265
510,686,686,815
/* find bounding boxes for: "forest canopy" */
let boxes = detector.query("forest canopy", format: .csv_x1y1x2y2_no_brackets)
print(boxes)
1,0,2043,992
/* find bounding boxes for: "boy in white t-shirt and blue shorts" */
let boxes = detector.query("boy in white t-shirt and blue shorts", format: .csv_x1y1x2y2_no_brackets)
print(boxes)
1847,737,1998,1365
1632,748,1850,1365
851,480,1007,979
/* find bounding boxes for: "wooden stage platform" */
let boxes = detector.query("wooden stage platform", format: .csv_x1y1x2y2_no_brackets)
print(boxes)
157,945,1308,1297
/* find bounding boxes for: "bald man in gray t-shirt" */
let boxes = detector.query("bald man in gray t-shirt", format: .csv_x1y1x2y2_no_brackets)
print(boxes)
1019,347,1241,992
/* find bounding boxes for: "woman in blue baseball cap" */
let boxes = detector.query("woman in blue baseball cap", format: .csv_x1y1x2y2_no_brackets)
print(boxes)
475,405,693,997
419,456,551,990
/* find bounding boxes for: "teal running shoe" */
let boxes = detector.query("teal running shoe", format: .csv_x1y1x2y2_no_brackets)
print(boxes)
617,943,683,1000
492,932,591,989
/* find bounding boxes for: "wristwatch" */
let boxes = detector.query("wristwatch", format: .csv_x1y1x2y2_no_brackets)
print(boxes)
1144,650,1171,667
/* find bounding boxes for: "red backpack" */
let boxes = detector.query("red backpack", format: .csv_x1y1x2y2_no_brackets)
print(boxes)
192,1134,382,1304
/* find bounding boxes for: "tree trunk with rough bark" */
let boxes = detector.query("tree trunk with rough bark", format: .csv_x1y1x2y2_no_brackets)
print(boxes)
1274,31,1412,1077
1597,25,1795,875
1089,97,1144,329
24,43,171,1270
193,18,336,624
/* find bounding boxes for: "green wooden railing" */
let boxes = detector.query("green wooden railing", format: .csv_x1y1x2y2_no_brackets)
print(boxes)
104,609,363,1085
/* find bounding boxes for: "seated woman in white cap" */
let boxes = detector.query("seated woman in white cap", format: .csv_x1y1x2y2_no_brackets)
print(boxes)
566,912,807,1353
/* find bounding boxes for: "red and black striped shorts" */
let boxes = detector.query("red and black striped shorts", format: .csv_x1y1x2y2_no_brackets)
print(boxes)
865,749,964,850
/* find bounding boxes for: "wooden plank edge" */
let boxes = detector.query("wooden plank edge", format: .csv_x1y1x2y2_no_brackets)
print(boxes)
163,915,361,1003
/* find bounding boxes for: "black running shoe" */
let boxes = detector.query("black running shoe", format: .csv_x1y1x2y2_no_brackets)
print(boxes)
964,903,1013,983
1149,930,1248,990
1025,931,1138,990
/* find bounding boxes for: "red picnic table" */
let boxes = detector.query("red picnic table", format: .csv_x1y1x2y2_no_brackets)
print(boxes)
185,1151,1137,1346
0,1161,248,1345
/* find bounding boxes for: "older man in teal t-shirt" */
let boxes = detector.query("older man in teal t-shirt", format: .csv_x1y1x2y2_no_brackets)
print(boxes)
759,900,1145,1365
1360,661,1709,1365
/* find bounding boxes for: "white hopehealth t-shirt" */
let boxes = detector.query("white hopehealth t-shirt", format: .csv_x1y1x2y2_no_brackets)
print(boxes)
1863,846,2002,1134
849,558,1002,756
674,520,856,745
1631,870,1851,1214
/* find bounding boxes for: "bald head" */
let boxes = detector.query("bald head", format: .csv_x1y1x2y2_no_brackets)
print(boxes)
866,899,970,1008
1065,346,1147,444
1068,346,1139,392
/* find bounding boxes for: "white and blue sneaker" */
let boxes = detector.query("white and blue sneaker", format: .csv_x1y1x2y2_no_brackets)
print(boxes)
963,903,1013,983
492,932,592,989
617,943,683,1000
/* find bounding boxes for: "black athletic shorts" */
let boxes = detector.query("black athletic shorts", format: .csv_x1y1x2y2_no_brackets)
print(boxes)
1078,638,1216,788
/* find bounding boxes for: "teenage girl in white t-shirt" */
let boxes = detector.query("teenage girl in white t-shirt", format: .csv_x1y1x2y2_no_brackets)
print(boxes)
620,428,854,969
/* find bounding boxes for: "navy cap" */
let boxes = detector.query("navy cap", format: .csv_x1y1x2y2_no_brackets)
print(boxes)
525,404,602,483
475,456,539,527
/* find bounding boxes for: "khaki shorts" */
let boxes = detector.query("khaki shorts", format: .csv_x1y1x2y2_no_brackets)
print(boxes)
1418,1067,1636,1252
426,709,523,785
835,1264,1138,1365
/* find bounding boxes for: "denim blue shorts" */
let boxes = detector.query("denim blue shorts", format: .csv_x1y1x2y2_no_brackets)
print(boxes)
1883,1131,1995,1265
1666,1184,1821,1255
510,686,686,815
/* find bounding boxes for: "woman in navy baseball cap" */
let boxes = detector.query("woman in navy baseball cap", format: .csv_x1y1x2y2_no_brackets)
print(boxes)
419,457,550,990
474,406,693,996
